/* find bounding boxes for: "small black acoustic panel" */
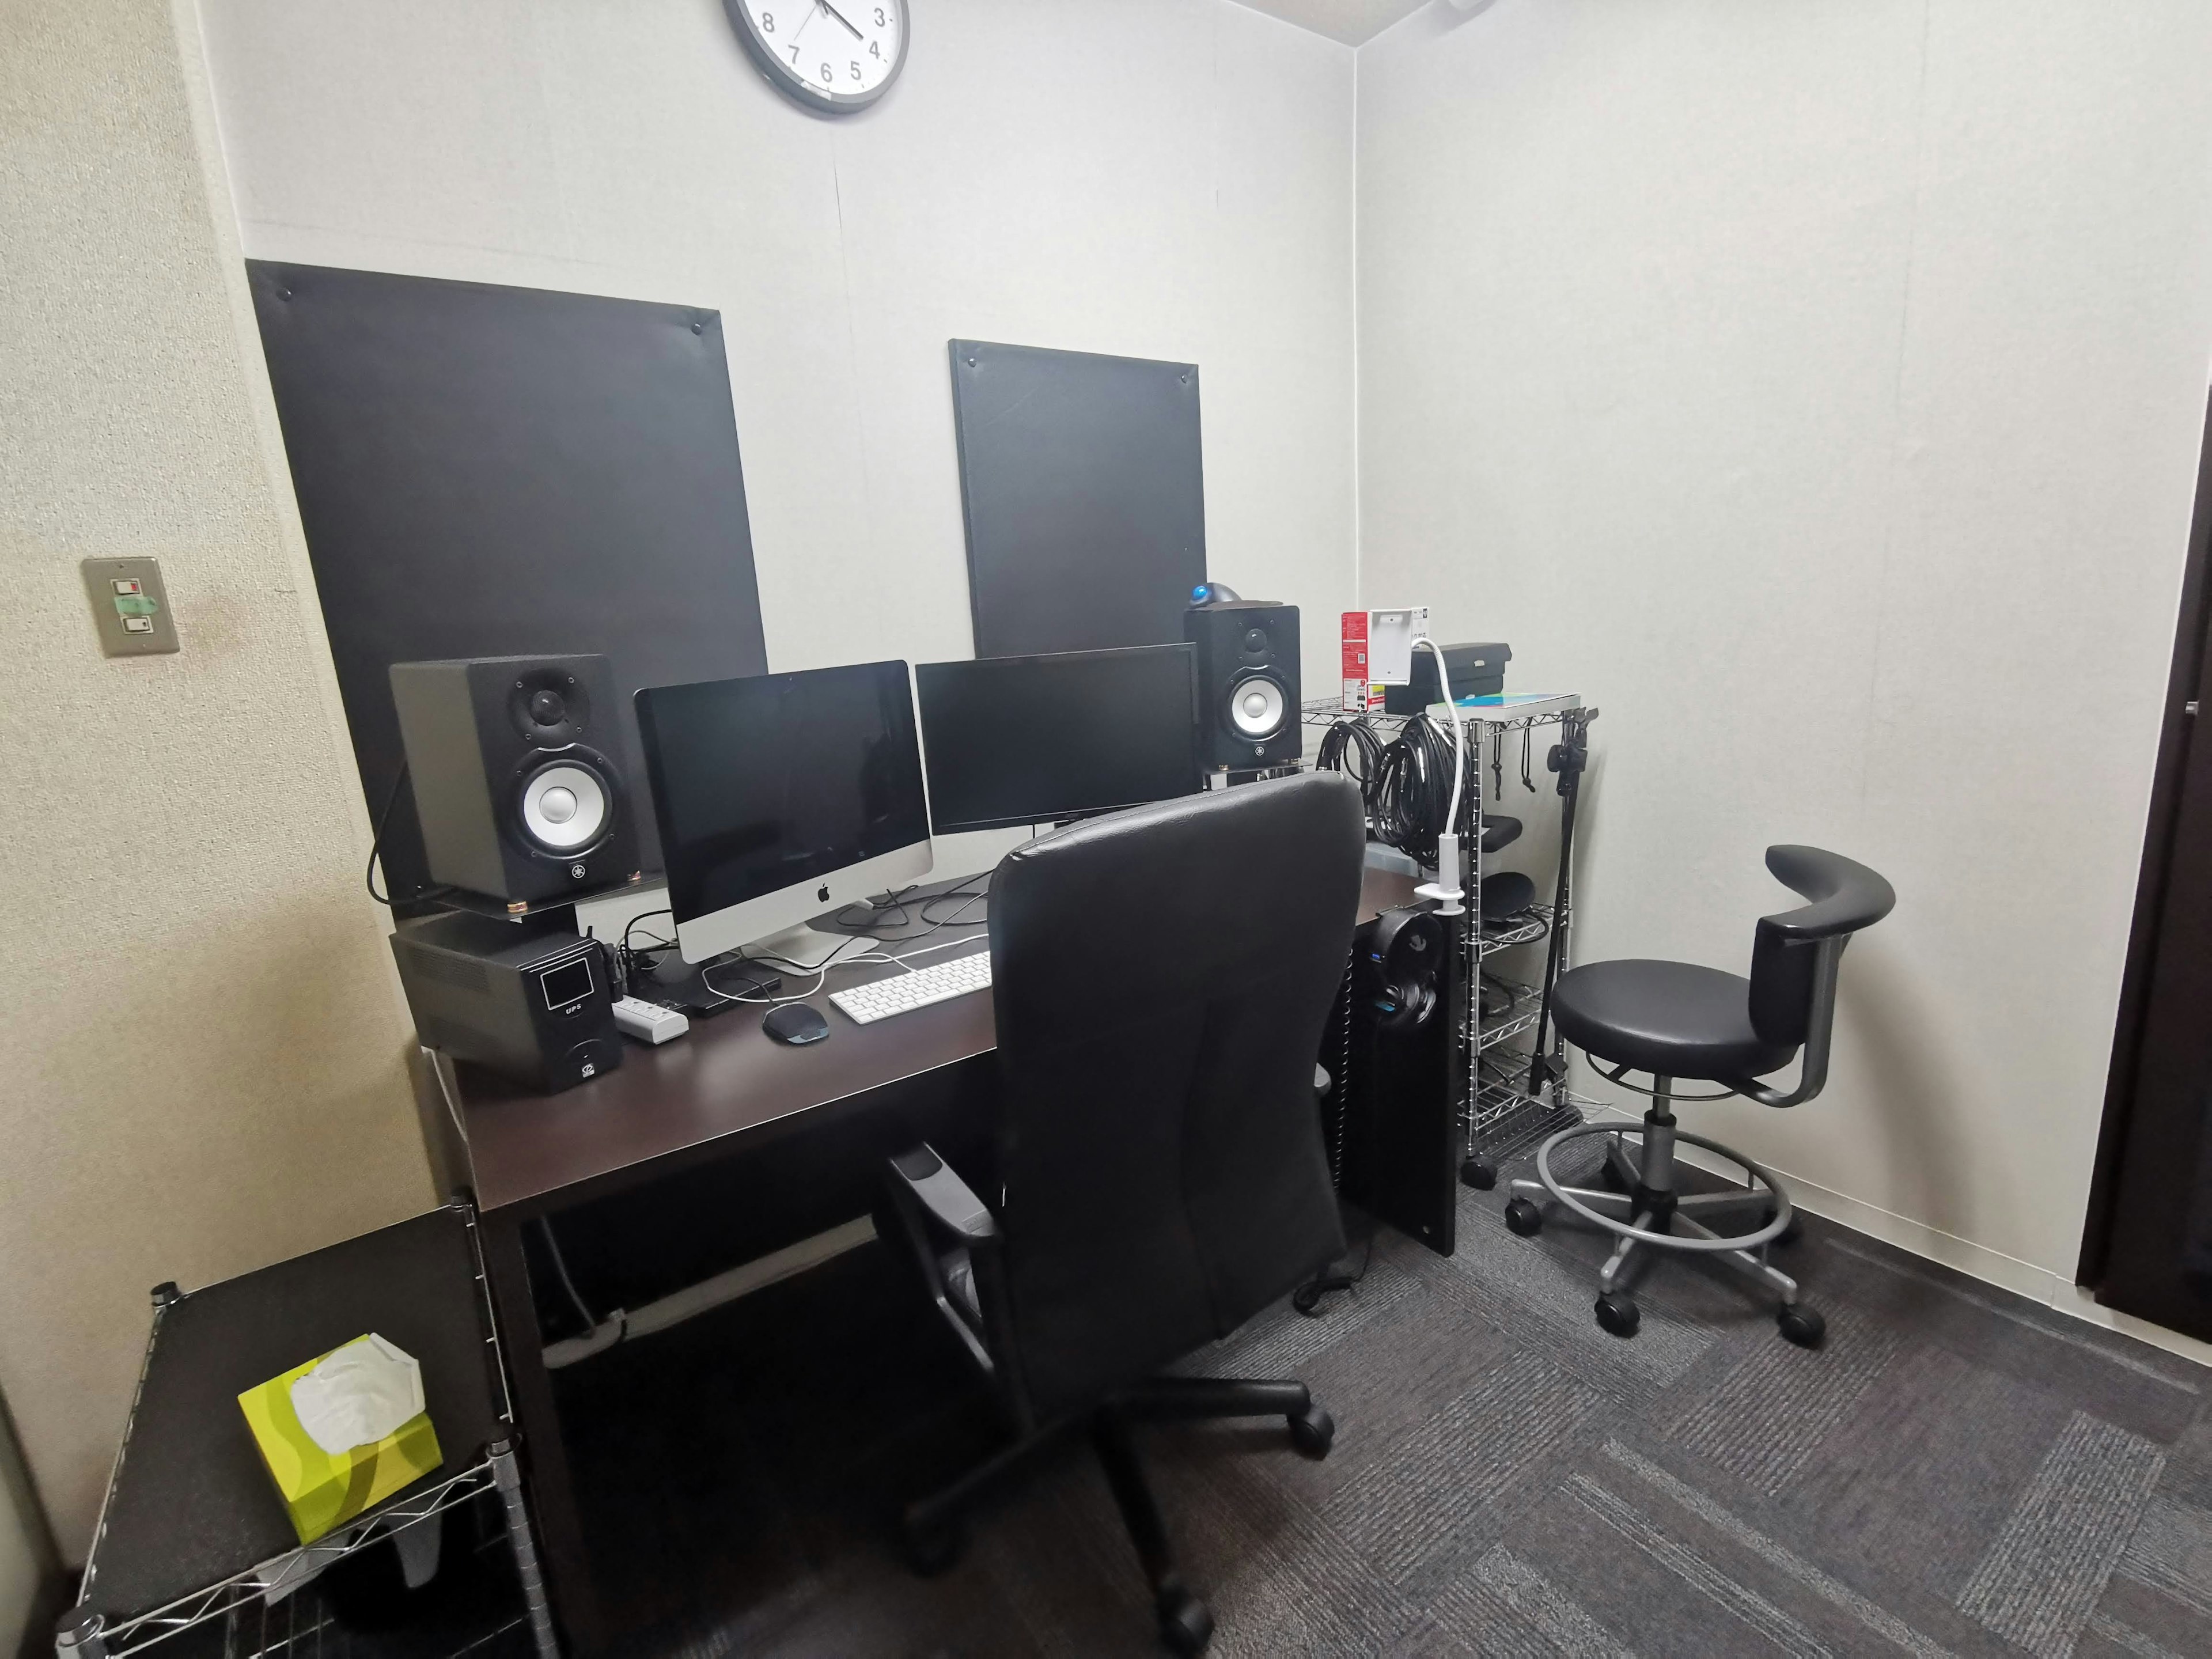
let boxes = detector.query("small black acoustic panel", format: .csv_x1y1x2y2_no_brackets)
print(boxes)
949,339,1206,657
247,263,768,901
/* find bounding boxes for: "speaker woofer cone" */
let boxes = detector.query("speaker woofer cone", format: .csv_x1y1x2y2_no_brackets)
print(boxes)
1226,673,1287,740
518,762,609,853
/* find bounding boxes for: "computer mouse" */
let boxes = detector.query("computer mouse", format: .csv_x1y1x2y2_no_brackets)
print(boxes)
762,1003,830,1046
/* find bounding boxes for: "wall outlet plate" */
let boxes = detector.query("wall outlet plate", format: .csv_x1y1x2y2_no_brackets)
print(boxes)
82,557,179,656
1364,606,1428,685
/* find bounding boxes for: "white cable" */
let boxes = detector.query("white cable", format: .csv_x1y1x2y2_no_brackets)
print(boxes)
1414,637,1467,840
1412,635,1468,913
884,930,989,972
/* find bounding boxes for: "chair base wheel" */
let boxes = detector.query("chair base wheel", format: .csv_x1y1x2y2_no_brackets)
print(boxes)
901,1514,964,1577
1460,1154,1498,1191
1594,1291,1640,1338
1287,1403,1335,1459
1778,1304,1825,1348
1157,1586,1215,1655
1291,1283,1321,1316
1504,1196,1544,1237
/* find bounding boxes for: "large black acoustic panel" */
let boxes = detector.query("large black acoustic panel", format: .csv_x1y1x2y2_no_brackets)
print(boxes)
248,263,768,901
949,339,1206,657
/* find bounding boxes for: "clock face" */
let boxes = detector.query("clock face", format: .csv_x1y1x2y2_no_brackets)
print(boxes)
733,0,908,115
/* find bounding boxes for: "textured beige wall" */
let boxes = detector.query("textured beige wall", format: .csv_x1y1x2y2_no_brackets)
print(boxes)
0,0,434,1558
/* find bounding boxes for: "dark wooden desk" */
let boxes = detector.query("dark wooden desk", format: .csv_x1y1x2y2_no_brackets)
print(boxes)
432,866,1412,1653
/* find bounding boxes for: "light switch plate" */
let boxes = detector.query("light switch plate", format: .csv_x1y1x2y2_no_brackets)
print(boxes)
82,557,179,656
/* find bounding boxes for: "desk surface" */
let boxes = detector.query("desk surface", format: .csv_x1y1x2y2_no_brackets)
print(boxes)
457,866,1415,1217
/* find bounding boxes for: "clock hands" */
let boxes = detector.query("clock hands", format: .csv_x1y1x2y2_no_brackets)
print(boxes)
817,0,864,40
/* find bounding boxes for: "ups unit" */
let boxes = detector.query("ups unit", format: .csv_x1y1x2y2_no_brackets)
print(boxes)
391,911,621,1094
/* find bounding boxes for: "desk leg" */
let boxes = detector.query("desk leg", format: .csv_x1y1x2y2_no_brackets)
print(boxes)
480,1211,608,1656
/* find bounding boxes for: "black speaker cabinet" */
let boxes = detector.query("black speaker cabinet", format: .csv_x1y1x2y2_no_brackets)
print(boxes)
1323,903,1460,1256
389,654,641,905
1184,601,1301,770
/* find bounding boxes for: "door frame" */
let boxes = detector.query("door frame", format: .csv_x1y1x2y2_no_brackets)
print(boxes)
2080,386,2212,1287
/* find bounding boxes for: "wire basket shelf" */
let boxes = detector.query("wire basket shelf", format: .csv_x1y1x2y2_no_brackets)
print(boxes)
1477,904,1551,957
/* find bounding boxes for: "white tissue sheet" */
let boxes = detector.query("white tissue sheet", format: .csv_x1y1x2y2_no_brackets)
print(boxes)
287,1334,426,1456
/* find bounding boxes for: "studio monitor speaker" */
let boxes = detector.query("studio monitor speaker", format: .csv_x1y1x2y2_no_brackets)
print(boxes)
389,654,640,904
1185,600,1301,770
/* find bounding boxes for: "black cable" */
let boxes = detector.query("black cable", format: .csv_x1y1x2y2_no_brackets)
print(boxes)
1315,715,1385,809
917,876,990,928
834,885,922,933
1370,715,1457,864
366,763,411,907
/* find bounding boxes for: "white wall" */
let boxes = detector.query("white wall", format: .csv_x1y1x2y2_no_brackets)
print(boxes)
192,0,1357,707
0,0,433,1558
1358,0,2212,1298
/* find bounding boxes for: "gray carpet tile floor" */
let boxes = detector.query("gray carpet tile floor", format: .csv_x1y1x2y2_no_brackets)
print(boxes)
556,1137,2212,1658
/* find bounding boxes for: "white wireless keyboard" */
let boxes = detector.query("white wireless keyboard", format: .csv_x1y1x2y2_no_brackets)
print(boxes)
830,950,993,1025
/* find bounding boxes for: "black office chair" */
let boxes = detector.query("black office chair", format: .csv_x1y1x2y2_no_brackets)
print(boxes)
1505,845,1895,1347
880,772,1366,1655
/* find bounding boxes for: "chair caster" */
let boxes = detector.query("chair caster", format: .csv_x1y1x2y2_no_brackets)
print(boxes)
1504,1196,1544,1237
1287,1402,1335,1459
1594,1291,1640,1338
1156,1585,1215,1655
1761,1207,1805,1247
901,1512,964,1578
1291,1282,1321,1316
1777,1304,1825,1349
1460,1154,1497,1191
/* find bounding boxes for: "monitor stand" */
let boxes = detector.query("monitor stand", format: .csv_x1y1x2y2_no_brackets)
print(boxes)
744,923,855,972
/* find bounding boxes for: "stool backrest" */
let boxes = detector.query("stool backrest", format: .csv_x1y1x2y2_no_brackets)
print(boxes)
1747,845,1896,1048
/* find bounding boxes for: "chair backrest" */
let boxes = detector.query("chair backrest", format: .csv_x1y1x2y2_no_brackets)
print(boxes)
1747,845,1896,1048
986,772,1366,1423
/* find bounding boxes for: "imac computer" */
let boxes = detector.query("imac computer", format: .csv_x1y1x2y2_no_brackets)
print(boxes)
634,661,933,969
915,644,1200,834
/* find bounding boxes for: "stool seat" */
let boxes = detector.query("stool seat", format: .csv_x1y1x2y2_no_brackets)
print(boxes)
1552,959,1795,1081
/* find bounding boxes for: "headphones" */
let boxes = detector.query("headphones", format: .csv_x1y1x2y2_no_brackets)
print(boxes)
1366,907,1446,1032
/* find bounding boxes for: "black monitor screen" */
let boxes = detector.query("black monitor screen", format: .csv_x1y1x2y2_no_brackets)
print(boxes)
916,645,1200,834
634,662,929,923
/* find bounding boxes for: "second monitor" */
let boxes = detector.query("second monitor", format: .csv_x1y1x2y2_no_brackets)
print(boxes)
917,645,1201,834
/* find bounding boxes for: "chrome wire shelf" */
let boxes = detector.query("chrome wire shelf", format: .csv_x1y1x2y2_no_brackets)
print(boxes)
1472,976,1543,1053
1468,1071,1591,1161
1301,700,1580,741
88,1465,507,1659
1478,904,1551,957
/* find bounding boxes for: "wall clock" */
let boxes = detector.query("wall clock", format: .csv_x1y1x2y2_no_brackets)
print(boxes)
730,0,908,115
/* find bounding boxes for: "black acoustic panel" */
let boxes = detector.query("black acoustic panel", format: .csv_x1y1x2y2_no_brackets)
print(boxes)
949,339,1206,657
248,263,768,899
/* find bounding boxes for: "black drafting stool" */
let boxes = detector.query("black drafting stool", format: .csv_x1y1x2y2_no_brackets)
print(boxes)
1505,846,1895,1346
879,771,1366,1656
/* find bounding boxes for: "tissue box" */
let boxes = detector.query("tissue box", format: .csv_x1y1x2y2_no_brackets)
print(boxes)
237,1336,443,1544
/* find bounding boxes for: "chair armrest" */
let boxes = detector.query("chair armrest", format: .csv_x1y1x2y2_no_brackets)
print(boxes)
888,1144,998,1244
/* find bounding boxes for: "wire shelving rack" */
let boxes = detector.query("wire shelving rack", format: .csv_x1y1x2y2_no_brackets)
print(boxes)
1303,697,1601,1172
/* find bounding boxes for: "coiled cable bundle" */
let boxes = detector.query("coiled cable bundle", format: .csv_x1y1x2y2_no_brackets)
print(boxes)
1315,715,1384,802
1319,713,1467,866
